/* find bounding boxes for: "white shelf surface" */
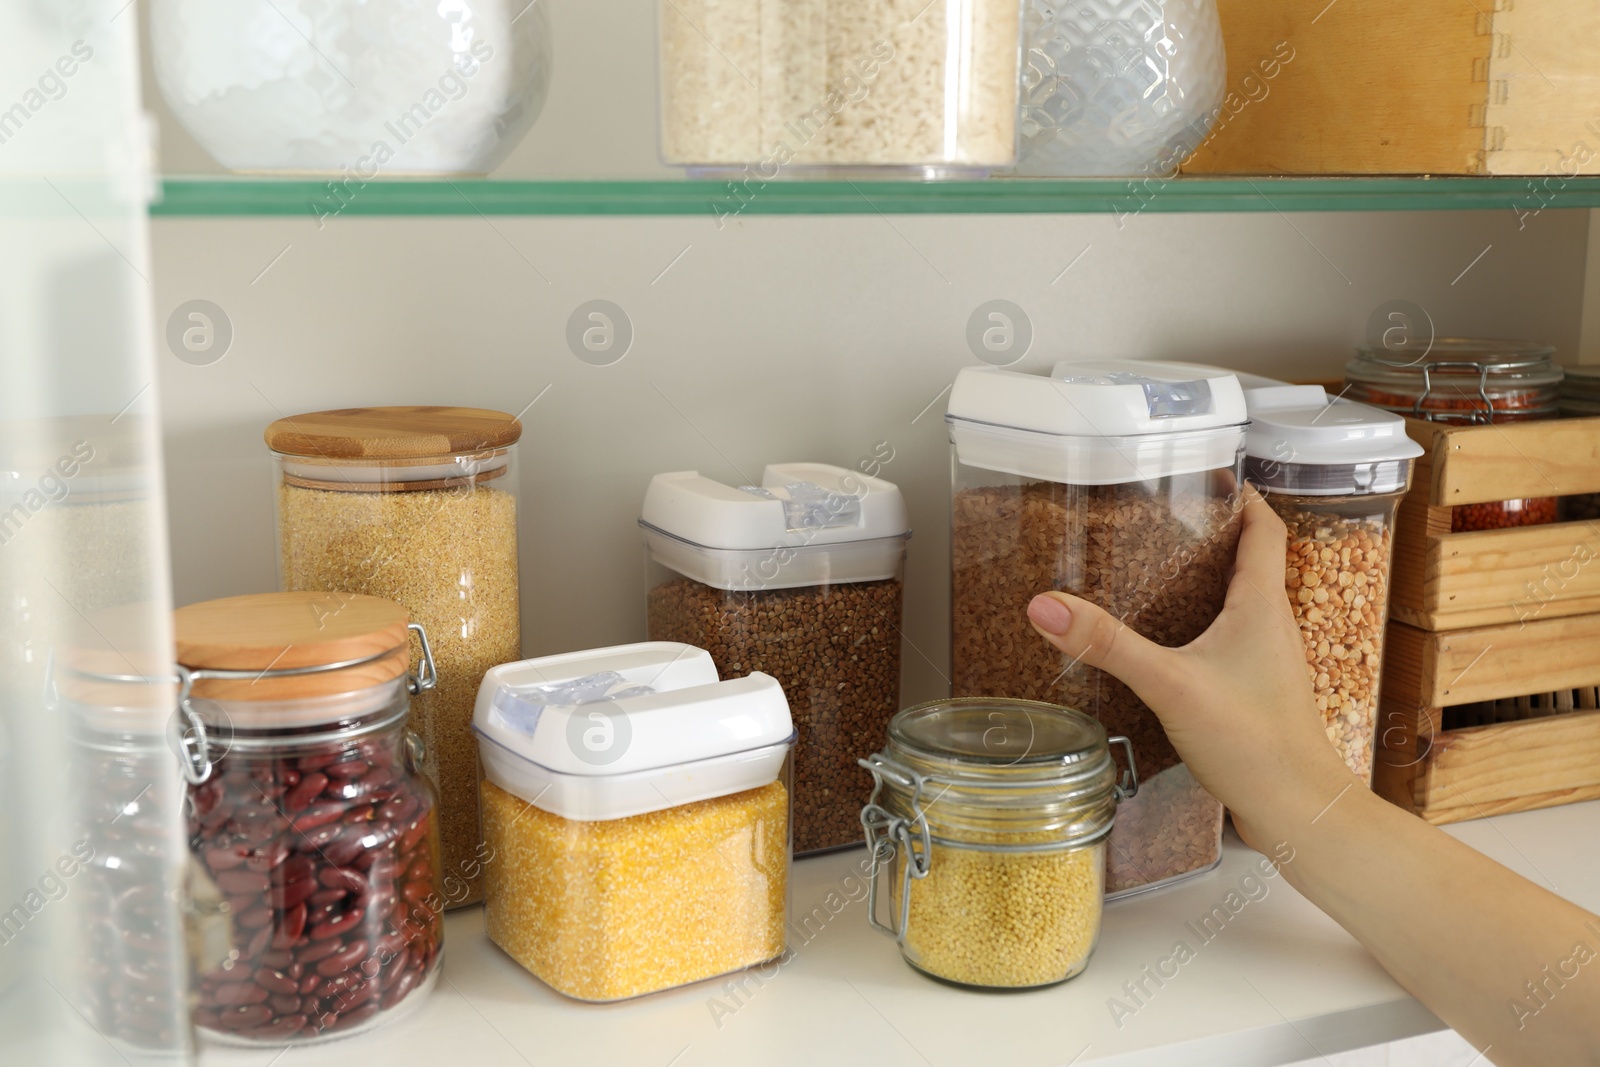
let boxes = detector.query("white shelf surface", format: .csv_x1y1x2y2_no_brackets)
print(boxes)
200,800,1600,1067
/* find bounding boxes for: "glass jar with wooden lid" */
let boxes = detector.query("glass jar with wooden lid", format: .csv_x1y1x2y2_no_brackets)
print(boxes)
175,592,443,1044
266,406,521,910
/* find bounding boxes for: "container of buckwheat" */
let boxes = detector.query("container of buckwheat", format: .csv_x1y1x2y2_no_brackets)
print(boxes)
641,463,909,855
947,362,1247,898
1242,383,1422,784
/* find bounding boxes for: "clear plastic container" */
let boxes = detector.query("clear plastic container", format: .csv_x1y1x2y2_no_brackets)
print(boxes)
641,464,909,855
946,362,1247,897
173,593,444,1045
268,406,521,909
860,698,1128,989
1344,339,1563,532
657,0,1023,176
1242,384,1422,783
473,643,795,1002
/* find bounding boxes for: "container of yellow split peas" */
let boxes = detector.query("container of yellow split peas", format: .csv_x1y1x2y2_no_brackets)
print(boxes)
861,698,1135,989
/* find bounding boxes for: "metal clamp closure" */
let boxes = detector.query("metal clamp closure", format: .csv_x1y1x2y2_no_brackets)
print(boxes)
171,622,438,786
1108,734,1139,800
1415,361,1493,425
858,753,932,945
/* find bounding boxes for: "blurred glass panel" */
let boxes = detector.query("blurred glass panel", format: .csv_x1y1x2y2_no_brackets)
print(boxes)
0,2,191,1063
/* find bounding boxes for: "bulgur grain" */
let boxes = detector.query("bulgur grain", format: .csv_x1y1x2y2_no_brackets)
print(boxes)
647,576,902,854
276,482,519,908
950,480,1238,894
479,778,789,1002
893,838,1103,988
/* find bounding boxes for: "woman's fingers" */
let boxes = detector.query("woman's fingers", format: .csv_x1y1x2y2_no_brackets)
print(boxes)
1026,592,1180,707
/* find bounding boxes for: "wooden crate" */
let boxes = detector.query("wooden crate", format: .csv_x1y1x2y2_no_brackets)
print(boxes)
1389,415,1600,631
1184,0,1600,176
1375,616,1600,823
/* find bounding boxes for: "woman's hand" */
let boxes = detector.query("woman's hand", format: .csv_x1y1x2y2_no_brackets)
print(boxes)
1024,485,1358,851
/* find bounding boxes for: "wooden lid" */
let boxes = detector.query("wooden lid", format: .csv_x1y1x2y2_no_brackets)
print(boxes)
264,406,522,460
174,592,411,701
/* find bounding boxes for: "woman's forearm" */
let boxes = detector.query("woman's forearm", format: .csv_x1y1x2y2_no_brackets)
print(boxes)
1269,787,1600,1067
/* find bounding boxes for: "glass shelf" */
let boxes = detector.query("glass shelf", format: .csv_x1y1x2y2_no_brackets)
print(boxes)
150,176,1600,218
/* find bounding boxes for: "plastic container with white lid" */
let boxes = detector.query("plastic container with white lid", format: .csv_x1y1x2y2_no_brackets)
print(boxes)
473,642,795,1002
947,362,1246,898
1243,384,1422,783
642,463,909,855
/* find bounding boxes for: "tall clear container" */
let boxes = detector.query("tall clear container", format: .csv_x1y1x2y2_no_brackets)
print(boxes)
946,362,1247,897
1242,384,1422,783
860,698,1129,989
173,592,444,1044
268,406,521,909
473,643,794,1002
657,0,1023,176
641,464,909,855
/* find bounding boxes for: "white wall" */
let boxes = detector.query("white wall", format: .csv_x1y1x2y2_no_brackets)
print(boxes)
152,207,1591,706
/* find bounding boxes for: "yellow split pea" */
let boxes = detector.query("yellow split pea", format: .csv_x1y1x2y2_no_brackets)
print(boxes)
480,779,789,1002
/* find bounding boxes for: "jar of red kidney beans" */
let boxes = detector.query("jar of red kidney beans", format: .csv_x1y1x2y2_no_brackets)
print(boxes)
1344,339,1564,532
174,592,444,1045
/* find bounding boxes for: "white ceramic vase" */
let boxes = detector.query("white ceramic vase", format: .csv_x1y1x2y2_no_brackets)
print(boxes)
1012,0,1225,177
150,0,551,175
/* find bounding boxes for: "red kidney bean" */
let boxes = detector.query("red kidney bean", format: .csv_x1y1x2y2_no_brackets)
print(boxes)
241,1013,307,1041
271,903,307,950
295,938,344,965
216,870,269,895
330,1002,379,1032
277,877,318,910
299,974,322,996
319,866,367,895
244,925,274,960
290,802,344,834
245,840,290,873
275,854,315,886
237,906,274,930
204,844,248,871
308,888,348,909
268,994,303,1015
254,968,298,996
259,948,293,970
215,982,270,1007
325,760,368,780
296,823,345,853
380,968,421,1011
398,816,429,854
314,940,370,978
308,907,365,942
322,836,368,867
404,857,432,883
222,1004,274,1030
284,773,328,812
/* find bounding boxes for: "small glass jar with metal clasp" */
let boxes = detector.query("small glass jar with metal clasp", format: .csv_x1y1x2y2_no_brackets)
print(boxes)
860,698,1135,990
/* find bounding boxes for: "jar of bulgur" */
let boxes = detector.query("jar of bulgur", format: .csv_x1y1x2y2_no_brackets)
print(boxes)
860,698,1132,989
1344,339,1563,532
1242,384,1422,783
641,463,909,856
473,642,795,1002
267,406,521,910
946,362,1246,897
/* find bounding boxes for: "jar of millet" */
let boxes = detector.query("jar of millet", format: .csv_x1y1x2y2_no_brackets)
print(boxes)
860,698,1133,990
1344,339,1563,532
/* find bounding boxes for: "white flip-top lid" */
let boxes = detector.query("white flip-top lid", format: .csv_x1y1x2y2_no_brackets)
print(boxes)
472,642,795,821
640,463,910,591
946,362,1248,485
1243,385,1423,496
641,463,908,549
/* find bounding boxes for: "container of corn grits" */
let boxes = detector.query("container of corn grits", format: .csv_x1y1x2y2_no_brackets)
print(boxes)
860,697,1132,989
472,642,795,1002
267,405,522,910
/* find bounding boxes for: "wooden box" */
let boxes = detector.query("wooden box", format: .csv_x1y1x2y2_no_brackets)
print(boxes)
1390,416,1600,632
1184,0,1600,176
1375,616,1600,823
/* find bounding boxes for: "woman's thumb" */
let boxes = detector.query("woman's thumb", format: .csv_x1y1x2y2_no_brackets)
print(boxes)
1026,592,1179,705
